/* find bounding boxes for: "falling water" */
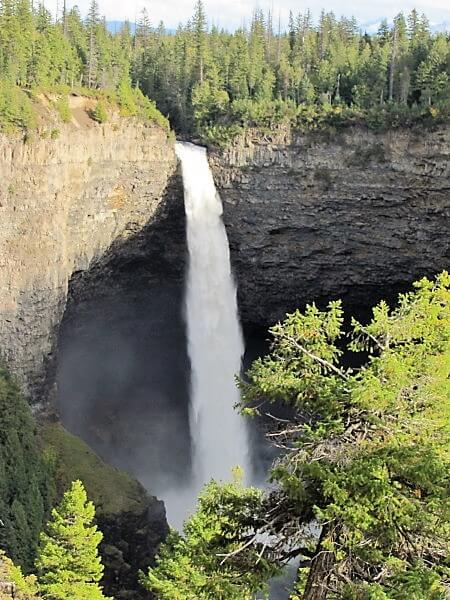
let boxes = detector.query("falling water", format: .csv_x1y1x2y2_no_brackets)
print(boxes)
175,141,250,503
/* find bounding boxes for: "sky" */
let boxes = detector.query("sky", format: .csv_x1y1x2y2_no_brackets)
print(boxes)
46,0,450,31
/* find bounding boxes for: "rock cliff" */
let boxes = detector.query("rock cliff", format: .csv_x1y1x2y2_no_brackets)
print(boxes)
0,116,177,599
0,119,176,408
210,125,450,325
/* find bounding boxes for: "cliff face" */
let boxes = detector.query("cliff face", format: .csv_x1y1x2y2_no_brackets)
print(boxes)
0,120,176,408
210,125,450,325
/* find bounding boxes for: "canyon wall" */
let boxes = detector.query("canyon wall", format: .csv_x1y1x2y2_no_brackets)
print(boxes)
0,117,448,596
0,120,177,408
1,120,449,413
210,124,450,325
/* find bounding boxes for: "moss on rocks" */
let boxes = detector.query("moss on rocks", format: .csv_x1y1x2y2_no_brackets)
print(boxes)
40,422,148,516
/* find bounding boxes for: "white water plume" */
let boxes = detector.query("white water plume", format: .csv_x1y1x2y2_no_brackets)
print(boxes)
166,141,250,525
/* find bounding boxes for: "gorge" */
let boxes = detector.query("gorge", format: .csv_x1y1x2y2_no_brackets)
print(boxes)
0,115,449,597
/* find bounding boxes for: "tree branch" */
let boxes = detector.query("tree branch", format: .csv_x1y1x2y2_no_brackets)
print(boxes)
275,332,350,381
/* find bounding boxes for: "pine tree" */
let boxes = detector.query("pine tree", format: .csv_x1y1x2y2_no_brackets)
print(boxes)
85,0,99,88
136,7,151,51
192,0,207,84
0,365,54,570
36,480,110,600
416,34,450,105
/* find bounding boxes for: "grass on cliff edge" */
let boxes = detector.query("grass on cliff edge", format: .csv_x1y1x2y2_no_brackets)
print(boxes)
0,80,170,135
40,422,149,516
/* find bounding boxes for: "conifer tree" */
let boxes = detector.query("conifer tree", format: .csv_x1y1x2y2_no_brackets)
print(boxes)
0,364,54,570
36,480,110,600
144,273,450,599
192,0,207,83
85,0,99,88
0,1,449,140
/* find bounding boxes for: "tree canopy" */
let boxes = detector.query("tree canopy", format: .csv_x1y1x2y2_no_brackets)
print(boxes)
0,365,55,572
144,272,450,599
133,4,450,143
0,1,449,141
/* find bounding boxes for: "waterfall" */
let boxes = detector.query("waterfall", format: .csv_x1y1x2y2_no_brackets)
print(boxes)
175,141,250,502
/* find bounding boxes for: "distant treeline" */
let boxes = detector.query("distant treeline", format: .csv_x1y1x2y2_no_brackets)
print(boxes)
0,0,449,143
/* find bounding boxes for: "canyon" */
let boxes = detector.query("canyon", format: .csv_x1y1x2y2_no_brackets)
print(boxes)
0,115,449,597
0,118,177,408
1,120,449,411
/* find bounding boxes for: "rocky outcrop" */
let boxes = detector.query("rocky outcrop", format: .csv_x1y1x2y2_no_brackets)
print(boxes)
210,125,450,325
0,120,177,408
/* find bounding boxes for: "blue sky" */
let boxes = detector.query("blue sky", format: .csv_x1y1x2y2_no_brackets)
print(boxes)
46,0,450,30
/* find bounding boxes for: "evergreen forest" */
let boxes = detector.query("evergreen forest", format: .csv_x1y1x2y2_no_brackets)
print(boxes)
0,0,449,143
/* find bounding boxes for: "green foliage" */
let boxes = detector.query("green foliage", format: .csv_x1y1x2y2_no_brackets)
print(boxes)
55,96,71,123
147,274,450,598
114,80,169,128
1,2,448,141
131,87,170,130
0,551,38,599
142,479,279,599
133,7,450,145
41,422,149,516
116,78,137,116
241,272,450,596
199,123,243,148
90,100,108,123
0,0,169,133
0,365,55,571
0,81,36,132
36,480,110,600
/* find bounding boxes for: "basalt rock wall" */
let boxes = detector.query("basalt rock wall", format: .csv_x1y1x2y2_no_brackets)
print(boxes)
210,125,450,325
0,120,177,408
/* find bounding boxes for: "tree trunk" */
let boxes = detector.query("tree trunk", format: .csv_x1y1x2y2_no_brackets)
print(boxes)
302,528,334,600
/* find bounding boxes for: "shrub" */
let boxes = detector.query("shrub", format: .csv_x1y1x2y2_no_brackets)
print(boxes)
0,551,38,599
0,81,37,132
132,87,170,130
116,79,137,117
55,97,71,123
91,101,108,124
199,123,243,148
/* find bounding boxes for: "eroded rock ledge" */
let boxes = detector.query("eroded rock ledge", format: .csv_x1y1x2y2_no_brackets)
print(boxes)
210,125,450,325
0,120,176,408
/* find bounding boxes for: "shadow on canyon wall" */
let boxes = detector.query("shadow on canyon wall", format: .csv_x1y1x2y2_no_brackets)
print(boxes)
56,171,193,498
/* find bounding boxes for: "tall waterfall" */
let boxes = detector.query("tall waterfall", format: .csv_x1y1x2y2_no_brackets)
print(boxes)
175,141,250,498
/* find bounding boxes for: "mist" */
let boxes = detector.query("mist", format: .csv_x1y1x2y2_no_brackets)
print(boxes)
58,284,192,495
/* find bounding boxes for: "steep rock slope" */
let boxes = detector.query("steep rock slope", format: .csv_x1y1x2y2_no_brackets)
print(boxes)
0,120,176,408
211,125,450,325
